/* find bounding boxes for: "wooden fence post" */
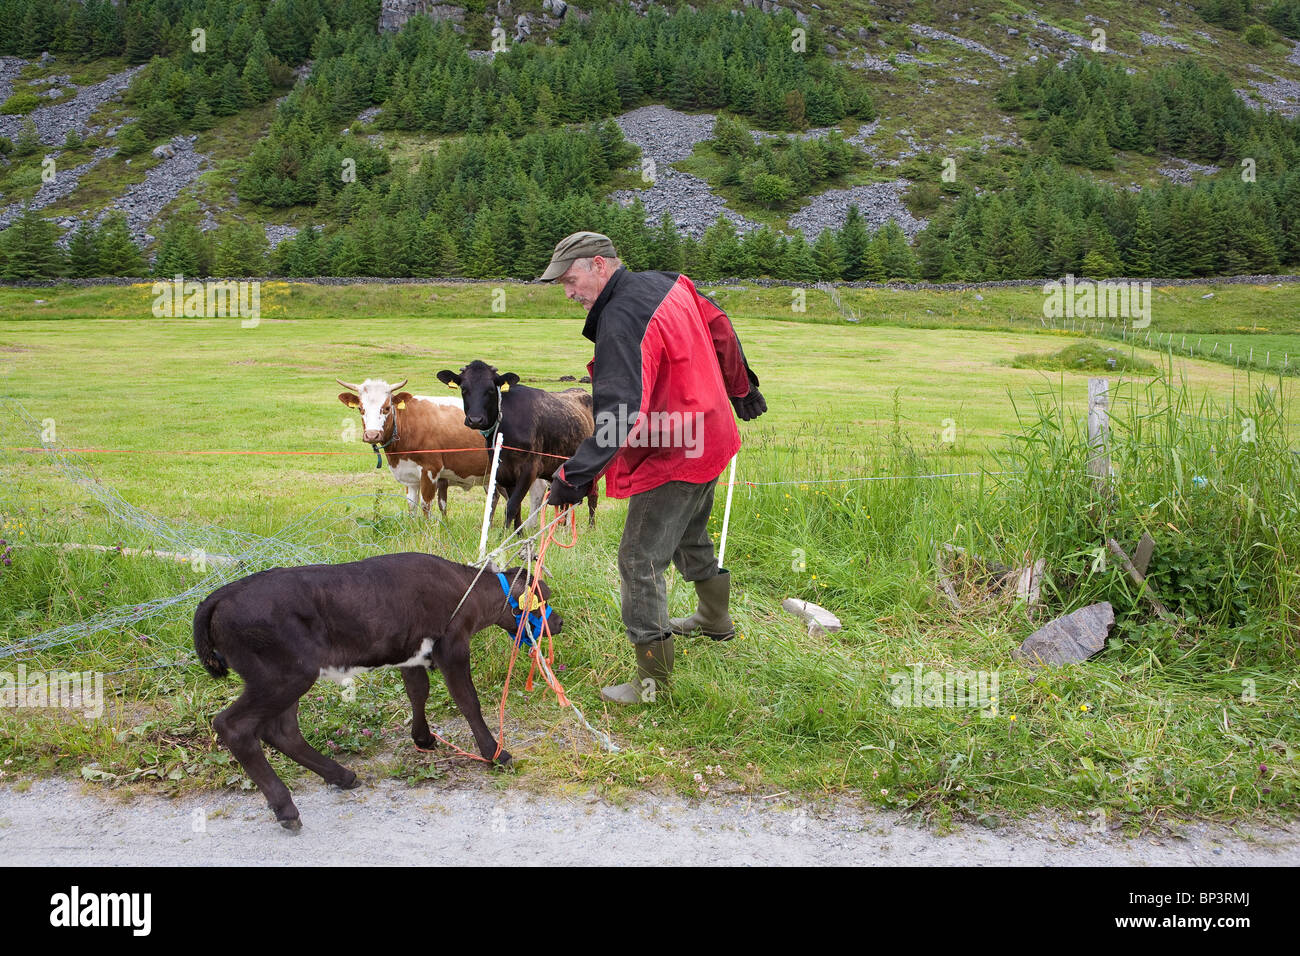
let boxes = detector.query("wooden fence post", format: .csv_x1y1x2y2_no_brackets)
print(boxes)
1088,377,1110,491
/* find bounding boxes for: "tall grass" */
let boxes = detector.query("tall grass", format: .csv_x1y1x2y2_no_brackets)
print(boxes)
985,371,1299,657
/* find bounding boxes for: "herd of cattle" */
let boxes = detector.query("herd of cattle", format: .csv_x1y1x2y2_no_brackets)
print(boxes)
336,360,599,530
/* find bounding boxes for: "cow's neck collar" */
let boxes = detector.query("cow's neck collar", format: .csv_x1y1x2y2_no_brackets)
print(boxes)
582,265,626,343
371,401,400,468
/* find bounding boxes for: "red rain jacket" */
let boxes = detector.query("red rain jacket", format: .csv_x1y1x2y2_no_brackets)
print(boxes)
555,267,758,499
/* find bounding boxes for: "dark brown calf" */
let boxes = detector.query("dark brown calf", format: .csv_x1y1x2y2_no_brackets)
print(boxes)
193,553,558,830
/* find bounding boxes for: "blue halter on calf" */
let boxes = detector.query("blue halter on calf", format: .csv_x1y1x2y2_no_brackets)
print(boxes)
496,571,554,648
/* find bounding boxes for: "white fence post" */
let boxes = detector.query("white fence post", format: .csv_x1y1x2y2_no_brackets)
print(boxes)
478,432,505,563
717,456,738,568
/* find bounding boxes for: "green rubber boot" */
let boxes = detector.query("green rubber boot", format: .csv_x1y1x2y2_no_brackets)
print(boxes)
601,634,674,705
668,570,735,641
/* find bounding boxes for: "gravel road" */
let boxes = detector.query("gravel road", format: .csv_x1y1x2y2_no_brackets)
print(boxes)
1,777,1293,866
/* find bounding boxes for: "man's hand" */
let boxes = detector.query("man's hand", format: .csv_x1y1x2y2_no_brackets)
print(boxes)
731,388,767,422
547,476,591,506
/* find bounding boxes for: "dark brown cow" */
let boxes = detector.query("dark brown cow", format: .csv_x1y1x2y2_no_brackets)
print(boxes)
437,361,598,530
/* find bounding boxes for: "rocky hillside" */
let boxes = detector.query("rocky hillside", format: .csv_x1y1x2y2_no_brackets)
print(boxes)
0,0,1297,277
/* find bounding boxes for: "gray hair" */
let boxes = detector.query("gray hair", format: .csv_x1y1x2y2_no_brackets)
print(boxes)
577,255,621,271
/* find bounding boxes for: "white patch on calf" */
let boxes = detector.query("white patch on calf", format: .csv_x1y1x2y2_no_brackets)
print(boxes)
318,638,436,683
396,637,437,668
319,666,362,683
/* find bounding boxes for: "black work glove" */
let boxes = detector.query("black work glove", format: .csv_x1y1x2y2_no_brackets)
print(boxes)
547,476,590,506
731,388,767,422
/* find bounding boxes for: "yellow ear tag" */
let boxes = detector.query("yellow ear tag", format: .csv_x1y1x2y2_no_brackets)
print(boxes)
447,382,459,390
347,399,360,408
500,383,510,393
518,590,534,613
396,401,406,409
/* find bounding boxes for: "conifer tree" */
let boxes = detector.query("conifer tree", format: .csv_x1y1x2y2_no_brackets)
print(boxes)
648,212,683,274
115,122,148,155
153,217,202,277
331,234,365,276
66,219,101,278
241,32,274,105
139,97,179,139
779,233,818,282
811,228,843,281
0,206,64,279
1127,204,1159,276
463,216,496,278
701,218,744,279
213,222,268,276
294,224,326,277
14,118,40,157
96,212,146,276
217,63,244,116
190,98,215,132
877,221,918,280
743,225,781,278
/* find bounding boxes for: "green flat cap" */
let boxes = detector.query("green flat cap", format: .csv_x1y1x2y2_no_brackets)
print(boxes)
539,231,619,281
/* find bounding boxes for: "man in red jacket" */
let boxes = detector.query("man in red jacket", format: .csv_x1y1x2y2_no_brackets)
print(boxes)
541,232,766,704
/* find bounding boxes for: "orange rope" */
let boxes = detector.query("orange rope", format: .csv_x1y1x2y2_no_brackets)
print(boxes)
415,504,580,764
7,444,573,460
524,506,575,691
415,738,487,763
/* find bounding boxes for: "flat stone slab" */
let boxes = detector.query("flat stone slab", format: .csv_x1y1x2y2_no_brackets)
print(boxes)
782,598,842,636
1013,602,1114,667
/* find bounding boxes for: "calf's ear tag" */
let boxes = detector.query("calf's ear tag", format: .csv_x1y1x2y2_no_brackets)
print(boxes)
447,382,459,390
518,590,534,613
500,383,510,393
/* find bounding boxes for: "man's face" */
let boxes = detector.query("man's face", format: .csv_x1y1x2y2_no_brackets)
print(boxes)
558,257,613,312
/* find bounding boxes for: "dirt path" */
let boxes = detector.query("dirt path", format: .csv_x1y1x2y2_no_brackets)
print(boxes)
1,777,1294,866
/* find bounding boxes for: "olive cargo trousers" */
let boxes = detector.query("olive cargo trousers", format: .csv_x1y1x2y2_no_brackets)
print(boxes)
618,478,721,646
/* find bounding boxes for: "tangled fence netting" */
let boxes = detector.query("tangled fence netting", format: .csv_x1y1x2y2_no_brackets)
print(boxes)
0,398,508,667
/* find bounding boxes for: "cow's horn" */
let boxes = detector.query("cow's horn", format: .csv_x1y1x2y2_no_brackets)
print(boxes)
337,379,361,392
389,378,408,392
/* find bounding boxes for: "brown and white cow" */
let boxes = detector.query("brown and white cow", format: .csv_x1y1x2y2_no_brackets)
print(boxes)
337,377,497,518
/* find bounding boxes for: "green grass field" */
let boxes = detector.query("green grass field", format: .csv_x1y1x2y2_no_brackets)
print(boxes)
1,279,1297,831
